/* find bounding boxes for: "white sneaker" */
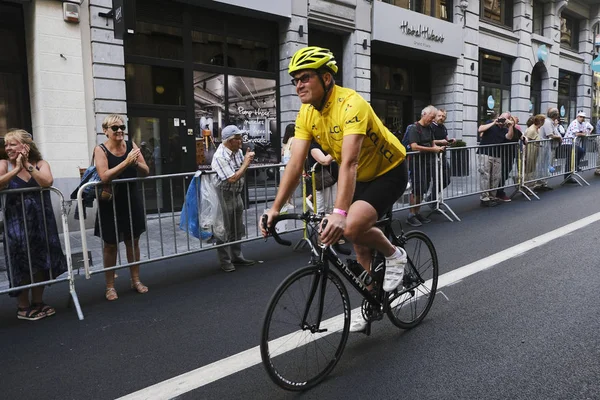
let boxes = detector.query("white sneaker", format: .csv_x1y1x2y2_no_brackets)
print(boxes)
349,315,368,333
383,247,407,292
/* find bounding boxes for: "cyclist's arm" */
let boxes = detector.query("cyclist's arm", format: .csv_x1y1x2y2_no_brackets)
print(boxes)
271,138,310,212
334,134,361,213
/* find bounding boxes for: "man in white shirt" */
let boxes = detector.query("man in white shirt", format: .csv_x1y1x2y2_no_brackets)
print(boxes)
560,112,588,182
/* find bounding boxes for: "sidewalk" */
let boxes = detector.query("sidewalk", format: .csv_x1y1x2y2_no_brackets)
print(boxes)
0,194,306,289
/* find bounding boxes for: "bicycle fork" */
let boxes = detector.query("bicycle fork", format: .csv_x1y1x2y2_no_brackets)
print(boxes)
300,262,329,334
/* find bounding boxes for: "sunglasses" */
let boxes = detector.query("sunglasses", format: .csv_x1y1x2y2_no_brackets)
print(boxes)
290,72,316,86
110,125,126,132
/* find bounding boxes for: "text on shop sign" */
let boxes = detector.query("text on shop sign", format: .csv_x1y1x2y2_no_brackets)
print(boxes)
238,107,271,118
399,21,444,43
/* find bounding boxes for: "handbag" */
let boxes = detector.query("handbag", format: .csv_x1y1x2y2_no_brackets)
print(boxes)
313,167,336,191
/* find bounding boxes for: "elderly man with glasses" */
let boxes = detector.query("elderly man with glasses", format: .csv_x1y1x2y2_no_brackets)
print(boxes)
211,125,257,272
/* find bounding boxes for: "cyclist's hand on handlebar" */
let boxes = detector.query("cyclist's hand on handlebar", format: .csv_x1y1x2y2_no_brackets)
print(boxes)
319,213,345,245
261,209,279,238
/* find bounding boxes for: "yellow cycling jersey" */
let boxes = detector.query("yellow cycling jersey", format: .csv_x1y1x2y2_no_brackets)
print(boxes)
295,85,406,182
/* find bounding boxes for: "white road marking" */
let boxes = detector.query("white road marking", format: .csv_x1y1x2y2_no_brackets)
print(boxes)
118,212,600,400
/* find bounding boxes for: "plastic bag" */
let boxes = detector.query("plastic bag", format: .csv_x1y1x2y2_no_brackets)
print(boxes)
179,172,212,240
199,173,226,240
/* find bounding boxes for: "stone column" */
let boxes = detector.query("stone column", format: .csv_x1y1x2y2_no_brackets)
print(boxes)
461,0,480,145
89,0,127,143
279,1,308,137
24,0,89,190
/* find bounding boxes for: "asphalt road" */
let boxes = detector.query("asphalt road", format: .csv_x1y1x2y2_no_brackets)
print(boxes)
1,172,600,400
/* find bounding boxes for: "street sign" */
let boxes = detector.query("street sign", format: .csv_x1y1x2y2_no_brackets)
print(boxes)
537,45,548,62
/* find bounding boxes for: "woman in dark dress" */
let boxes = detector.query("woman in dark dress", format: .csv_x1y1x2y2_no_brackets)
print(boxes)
94,114,149,301
0,129,67,321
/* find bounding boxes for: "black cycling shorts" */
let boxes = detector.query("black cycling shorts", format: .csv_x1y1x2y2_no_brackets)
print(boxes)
353,160,408,218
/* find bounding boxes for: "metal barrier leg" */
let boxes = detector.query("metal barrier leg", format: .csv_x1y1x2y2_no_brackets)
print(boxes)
424,154,459,222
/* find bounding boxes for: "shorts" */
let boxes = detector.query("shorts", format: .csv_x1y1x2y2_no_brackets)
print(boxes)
409,157,434,197
353,161,408,218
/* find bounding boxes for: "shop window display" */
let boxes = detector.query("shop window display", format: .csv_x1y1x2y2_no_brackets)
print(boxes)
228,76,277,164
126,64,184,106
125,22,184,61
193,72,225,165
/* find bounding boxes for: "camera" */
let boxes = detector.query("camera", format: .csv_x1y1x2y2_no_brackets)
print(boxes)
497,118,506,123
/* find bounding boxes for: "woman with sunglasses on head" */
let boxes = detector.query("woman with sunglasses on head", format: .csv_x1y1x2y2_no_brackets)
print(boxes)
95,114,149,301
0,129,67,320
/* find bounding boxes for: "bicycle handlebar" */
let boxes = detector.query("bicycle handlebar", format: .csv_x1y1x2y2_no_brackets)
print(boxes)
262,212,351,255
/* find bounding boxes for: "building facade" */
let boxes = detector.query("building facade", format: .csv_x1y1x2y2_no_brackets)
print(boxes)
2,0,599,200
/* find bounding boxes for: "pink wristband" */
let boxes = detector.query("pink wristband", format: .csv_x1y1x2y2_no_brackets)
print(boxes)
333,208,348,217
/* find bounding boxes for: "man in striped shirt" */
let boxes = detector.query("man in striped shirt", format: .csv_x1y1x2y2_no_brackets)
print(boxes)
211,125,256,272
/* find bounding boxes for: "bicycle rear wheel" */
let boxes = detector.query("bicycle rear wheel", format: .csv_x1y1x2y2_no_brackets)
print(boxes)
260,266,350,391
387,230,439,329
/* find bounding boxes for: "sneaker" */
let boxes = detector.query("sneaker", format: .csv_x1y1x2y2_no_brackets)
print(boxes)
349,315,368,333
305,197,314,212
406,215,422,227
496,194,511,202
480,199,497,207
415,213,431,224
232,258,256,266
383,247,407,292
221,264,235,272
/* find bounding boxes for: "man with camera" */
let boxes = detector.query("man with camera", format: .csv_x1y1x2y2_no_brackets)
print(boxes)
477,112,515,206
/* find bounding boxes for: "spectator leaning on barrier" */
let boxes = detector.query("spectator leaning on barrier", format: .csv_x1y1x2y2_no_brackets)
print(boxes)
95,114,150,301
211,125,257,273
523,114,547,189
477,112,515,206
405,105,446,227
428,108,453,203
0,129,67,321
497,115,523,202
560,112,588,183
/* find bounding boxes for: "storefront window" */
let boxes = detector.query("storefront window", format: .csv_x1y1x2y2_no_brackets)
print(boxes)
192,31,226,66
481,0,513,28
530,63,544,116
126,64,184,106
227,38,272,72
560,15,579,51
194,71,224,142
379,0,451,22
478,52,512,127
228,76,277,163
532,2,544,36
125,22,184,61
558,71,578,124
371,64,411,94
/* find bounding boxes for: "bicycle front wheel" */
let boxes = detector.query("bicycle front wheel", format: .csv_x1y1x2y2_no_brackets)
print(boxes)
387,230,439,329
260,266,350,391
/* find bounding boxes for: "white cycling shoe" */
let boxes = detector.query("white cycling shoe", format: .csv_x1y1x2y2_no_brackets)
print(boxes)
383,247,407,292
349,315,368,333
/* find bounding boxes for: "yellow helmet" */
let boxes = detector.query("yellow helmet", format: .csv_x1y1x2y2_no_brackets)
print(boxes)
288,46,338,75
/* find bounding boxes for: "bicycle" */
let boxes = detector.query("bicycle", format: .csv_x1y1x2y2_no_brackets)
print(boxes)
260,211,439,391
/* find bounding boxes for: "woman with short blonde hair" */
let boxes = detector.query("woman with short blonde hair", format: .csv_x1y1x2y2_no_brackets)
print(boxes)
94,114,150,301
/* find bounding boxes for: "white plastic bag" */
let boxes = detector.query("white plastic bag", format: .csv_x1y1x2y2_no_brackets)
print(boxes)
200,173,226,240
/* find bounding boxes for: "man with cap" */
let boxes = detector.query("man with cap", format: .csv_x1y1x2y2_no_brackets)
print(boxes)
211,125,256,272
562,111,590,182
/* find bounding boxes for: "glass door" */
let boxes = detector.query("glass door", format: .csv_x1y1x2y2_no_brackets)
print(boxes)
128,111,188,212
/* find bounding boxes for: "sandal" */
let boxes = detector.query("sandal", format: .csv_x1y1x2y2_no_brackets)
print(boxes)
105,287,118,301
17,306,47,321
32,302,56,317
131,280,148,294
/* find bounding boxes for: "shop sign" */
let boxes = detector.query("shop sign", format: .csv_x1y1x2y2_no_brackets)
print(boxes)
560,106,566,117
371,2,462,58
537,45,548,63
595,34,600,47
592,56,600,73
487,95,495,110
399,21,444,43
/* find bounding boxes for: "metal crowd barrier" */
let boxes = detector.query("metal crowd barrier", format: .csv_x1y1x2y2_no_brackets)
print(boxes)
75,165,305,279
0,186,83,320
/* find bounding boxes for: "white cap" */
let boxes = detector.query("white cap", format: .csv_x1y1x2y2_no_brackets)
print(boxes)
221,125,246,141
577,111,587,117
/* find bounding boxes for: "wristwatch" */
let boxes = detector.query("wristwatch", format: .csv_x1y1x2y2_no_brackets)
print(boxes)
27,165,34,173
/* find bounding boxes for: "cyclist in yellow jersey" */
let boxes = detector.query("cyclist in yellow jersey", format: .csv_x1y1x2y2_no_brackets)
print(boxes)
261,47,409,332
